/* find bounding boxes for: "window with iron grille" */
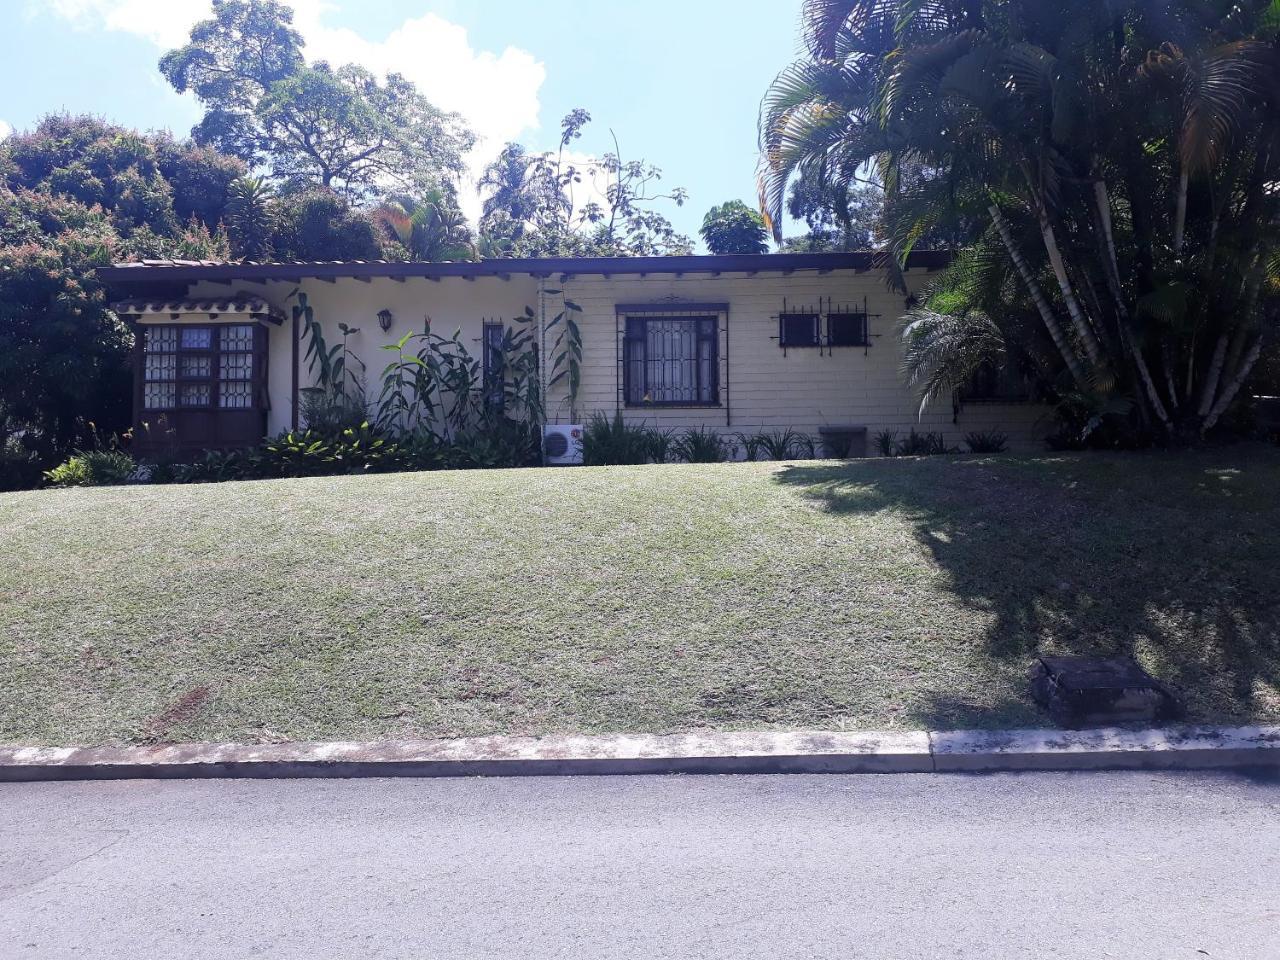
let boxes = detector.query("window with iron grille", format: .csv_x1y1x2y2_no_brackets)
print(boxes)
482,322,505,412
142,323,260,411
826,312,869,347
623,316,718,406
779,312,820,348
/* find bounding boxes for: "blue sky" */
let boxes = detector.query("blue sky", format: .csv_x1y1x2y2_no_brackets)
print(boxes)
1,1,807,248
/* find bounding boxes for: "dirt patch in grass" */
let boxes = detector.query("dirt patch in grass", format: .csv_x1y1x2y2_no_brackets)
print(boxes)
1,448,1277,747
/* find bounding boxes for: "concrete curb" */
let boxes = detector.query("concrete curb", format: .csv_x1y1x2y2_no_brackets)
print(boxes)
0,725,1275,782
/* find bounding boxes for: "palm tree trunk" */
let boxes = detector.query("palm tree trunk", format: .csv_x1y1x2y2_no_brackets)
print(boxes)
1173,169,1189,256
1196,332,1230,418
1036,205,1106,369
988,204,1089,387
1093,180,1124,304
1123,327,1173,431
1203,334,1263,431
1161,341,1180,411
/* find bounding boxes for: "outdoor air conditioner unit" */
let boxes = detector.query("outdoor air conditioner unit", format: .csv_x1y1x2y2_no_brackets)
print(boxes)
543,424,584,466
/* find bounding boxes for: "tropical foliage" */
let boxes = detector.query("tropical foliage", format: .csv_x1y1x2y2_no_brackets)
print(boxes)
477,110,693,257
699,200,770,254
761,0,1280,440
161,0,474,199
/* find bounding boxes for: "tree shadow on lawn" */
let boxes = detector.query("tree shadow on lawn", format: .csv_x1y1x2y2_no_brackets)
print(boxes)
772,452,1280,728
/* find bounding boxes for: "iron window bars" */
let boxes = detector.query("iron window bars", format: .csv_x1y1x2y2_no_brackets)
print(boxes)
774,296,879,356
482,320,506,412
623,315,719,406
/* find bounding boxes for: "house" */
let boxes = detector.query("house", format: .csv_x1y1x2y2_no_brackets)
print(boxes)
99,251,1046,458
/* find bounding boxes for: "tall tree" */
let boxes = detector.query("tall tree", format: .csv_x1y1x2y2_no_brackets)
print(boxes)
162,0,474,200
761,0,1280,440
477,110,691,257
700,200,769,254
159,0,305,163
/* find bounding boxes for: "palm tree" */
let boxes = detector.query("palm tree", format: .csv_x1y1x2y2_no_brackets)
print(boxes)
372,188,476,262
760,0,1280,439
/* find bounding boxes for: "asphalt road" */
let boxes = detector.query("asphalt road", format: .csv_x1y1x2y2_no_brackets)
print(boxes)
2,770,1277,960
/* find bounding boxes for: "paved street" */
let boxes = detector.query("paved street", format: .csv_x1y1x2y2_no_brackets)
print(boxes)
2,769,1277,959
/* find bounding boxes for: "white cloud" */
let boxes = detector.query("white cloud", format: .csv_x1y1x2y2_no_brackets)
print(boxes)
34,0,546,222
0,120,12,140
42,0,209,49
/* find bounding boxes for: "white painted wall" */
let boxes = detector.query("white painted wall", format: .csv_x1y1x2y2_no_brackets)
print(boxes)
187,266,1050,452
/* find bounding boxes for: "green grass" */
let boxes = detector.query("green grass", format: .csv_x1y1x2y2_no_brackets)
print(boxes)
2,448,1279,747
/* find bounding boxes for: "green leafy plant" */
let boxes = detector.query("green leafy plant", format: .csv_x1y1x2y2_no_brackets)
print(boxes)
964,430,1009,454
791,433,818,459
673,426,725,463
582,411,653,465
295,291,368,431
735,432,765,462
755,428,803,461
44,449,136,487
645,427,678,464
544,290,584,420
447,417,542,470
895,429,953,457
874,430,899,457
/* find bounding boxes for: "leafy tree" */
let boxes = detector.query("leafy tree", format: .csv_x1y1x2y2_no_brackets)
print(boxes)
162,0,474,200
159,0,305,163
372,188,476,262
761,0,1280,440
269,186,386,261
700,200,769,254
478,110,692,257
0,242,130,463
785,172,880,251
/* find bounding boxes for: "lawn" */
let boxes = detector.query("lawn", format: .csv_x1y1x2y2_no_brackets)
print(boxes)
2,448,1279,747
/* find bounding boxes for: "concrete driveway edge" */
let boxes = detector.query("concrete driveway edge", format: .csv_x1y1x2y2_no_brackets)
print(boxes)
930,724,1280,771
1,725,1276,782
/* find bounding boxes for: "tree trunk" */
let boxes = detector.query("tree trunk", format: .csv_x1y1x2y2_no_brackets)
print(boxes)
1203,334,1263,431
1196,332,1230,419
1173,168,1189,256
988,203,1089,387
1036,204,1106,369
1123,327,1173,432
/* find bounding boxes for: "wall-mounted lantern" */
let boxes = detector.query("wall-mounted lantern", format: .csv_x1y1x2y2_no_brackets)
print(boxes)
377,309,394,332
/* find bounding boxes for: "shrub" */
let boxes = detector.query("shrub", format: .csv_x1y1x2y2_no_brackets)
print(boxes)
673,426,726,463
964,430,1008,454
645,427,678,464
735,432,765,462
448,418,541,470
583,412,653,465
791,432,818,458
44,448,136,487
0,441,43,491
895,429,953,456
874,430,898,457
754,428,803,461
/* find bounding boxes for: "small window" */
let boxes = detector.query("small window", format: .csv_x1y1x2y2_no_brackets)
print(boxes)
624,316,718,406
482,322,505,412
827,312,869,347
779,313,820,348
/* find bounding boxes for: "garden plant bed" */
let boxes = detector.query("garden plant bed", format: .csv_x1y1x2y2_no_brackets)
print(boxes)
2,448,1278,747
